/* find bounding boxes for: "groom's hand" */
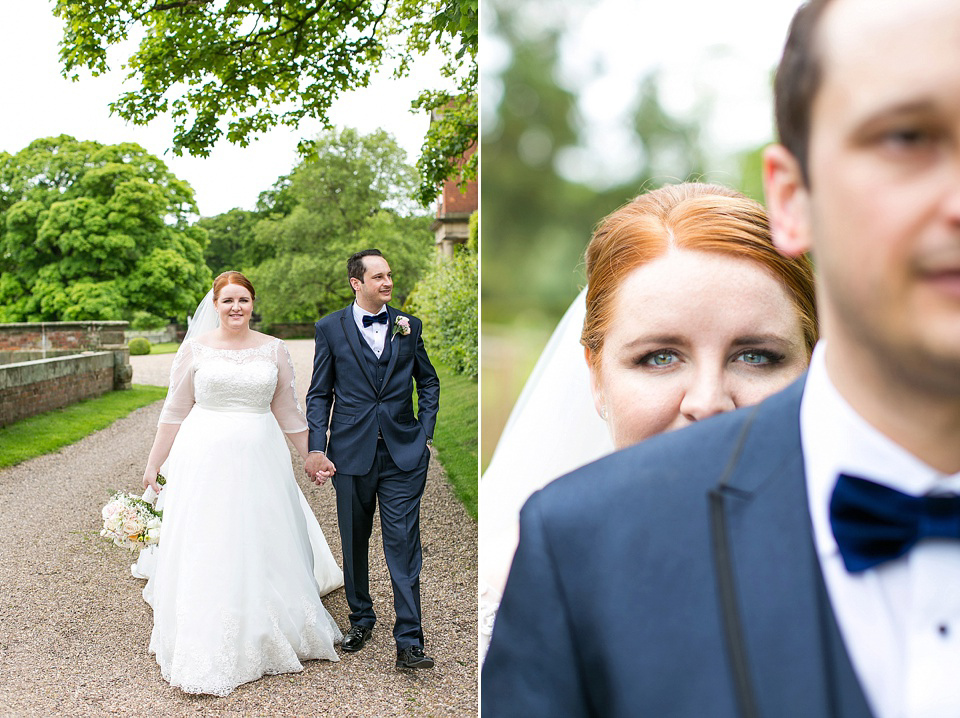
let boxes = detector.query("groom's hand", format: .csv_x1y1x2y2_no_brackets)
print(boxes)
305,451,336,486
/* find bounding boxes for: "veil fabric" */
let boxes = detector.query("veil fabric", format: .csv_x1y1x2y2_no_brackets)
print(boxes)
182,289,219,344
153,290,217,427
479,287,614,658
135,289,220,577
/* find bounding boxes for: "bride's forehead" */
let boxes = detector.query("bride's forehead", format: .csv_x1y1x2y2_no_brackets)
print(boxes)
217,283,252,299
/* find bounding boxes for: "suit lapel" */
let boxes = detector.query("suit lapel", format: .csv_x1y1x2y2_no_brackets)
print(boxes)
381,306,401,389
339,306,377,391
709,377,873,718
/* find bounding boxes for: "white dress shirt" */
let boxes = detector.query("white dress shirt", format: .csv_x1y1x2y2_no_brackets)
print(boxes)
352,301,388,358
801,342,960,718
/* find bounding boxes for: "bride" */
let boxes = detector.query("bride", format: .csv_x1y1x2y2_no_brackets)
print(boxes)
138,271,343,696
479,183,819,659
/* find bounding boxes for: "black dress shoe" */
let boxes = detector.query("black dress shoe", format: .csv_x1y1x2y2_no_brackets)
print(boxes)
342,624,373,653
396,645,434,669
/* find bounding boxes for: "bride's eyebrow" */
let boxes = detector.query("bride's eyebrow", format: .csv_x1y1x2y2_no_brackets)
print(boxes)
621,335,688,350
731,335,791,347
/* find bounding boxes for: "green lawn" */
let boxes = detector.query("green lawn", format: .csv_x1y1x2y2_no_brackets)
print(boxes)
147,342,180,354
427,364,478,520
0,385,168,469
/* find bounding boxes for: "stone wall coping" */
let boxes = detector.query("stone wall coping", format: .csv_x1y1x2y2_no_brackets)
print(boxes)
0,321,130,330
0,351,114,390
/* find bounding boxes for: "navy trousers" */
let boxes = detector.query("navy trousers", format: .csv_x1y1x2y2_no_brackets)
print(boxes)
333,440,430,649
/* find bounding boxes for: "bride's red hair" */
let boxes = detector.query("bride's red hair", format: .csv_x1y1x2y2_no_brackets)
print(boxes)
213,271,256,302
581,183,817,369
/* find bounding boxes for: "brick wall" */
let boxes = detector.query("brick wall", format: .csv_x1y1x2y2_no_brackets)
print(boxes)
0,353,116,428
437,143,478,216
0,321,128,354
0,322,134,426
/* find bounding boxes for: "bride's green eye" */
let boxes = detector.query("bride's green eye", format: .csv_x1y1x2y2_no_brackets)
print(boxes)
735,349,785,366
640,351,678,367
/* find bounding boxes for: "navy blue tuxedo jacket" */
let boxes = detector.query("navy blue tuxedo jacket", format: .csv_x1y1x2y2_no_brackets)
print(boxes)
306,304,439,476
482,377,874,718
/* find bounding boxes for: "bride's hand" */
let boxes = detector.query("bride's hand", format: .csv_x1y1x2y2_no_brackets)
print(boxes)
143,467,162,493
305,452,336,486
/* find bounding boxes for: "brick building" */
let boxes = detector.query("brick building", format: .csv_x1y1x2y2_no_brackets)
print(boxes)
431,141,477,257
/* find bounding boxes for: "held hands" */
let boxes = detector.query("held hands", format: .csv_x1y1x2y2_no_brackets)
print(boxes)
305,451,336,486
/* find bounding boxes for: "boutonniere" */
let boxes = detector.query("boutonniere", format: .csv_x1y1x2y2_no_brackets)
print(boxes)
392,316,411,340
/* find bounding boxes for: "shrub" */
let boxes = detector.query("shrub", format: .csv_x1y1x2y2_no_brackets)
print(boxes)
405,245,478,378
128,337,152,355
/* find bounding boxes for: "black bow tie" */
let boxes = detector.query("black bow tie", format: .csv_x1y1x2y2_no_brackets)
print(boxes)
362,311,388,327
830,473,960,573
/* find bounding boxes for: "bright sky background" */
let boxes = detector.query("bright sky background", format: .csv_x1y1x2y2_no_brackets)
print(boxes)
1,3,452,217
482,0,806,188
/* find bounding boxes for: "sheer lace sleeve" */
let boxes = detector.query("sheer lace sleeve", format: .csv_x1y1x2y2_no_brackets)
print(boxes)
158,340,197,425
271,340,308,434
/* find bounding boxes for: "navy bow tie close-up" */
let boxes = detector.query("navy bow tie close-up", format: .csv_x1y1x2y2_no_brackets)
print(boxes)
830,473,960,573
362,312,388,327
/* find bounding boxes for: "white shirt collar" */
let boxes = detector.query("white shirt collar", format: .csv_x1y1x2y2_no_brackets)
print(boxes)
801,341,958,558
352,301,386,321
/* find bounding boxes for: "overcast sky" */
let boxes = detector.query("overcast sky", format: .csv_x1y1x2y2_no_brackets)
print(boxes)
1,3,452,217
482,0,806,188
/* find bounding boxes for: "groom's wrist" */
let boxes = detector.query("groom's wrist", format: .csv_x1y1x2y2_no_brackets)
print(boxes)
309,450,325,455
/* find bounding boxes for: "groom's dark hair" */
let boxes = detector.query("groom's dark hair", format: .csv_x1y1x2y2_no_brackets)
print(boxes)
348,249,384,287
774,0,835,186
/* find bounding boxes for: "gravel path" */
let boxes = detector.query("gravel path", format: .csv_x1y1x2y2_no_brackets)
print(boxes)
0,339,478,716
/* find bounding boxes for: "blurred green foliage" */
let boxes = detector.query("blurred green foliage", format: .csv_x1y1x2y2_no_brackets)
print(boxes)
481,4,707,325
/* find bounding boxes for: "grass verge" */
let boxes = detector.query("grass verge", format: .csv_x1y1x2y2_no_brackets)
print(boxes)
429,364,478,520
0,385,168,469
1,362,478,520
147,342,180,354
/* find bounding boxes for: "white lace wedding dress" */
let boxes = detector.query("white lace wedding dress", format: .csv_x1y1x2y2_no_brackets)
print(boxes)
139,337,344,696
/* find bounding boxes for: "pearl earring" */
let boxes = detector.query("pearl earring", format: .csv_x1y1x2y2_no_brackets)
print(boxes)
600,405,608,420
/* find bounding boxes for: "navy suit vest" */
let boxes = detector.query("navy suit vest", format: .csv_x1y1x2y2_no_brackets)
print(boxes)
355,321,392,389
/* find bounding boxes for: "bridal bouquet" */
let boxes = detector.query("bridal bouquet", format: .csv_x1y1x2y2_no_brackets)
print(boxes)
100,475,165,551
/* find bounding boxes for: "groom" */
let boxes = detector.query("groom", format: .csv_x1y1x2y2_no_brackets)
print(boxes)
305,248,440,669
485,0,960,715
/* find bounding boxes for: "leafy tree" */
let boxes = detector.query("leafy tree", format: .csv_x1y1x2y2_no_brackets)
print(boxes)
403,0,478,204
197,208,273,275
54,0,477,204
245,128,434,324
481,3,708,322
0,135,210,323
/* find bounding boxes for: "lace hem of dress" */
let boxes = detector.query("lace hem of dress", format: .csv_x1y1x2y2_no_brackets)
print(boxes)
150,596,341,697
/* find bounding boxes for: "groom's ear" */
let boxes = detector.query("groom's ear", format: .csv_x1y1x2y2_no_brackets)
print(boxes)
349,277,362,292
763,143,812,258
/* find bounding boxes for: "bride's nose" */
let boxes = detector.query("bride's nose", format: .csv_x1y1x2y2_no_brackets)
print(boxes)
679,368,736,423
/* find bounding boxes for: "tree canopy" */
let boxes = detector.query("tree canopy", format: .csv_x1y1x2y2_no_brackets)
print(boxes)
243,127,434,324
0,135,210,323
55,0,477,205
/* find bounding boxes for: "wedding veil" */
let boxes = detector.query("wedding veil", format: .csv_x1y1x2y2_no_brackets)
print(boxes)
479,287,614,646
135,289,219,576
182,289,219,343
